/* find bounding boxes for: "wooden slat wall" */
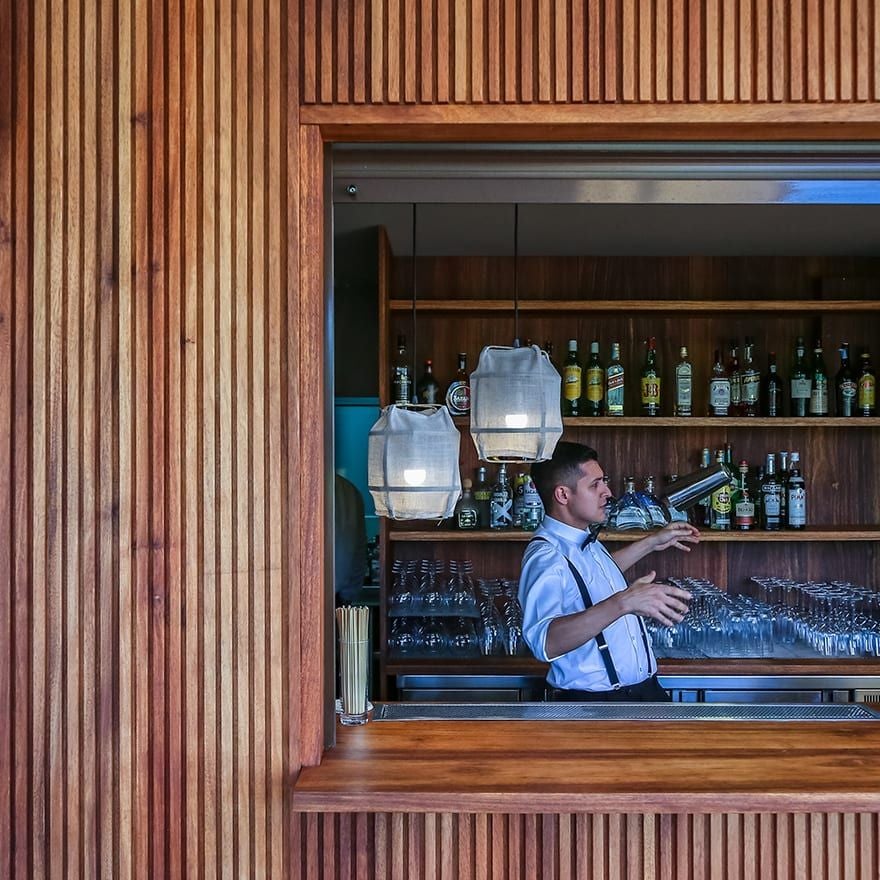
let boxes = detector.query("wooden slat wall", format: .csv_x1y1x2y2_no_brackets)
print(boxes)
293,811,880,880
302,0,880,104
1,0,305,877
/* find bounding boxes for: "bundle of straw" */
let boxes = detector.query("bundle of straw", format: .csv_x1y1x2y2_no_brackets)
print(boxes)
336,605,370,717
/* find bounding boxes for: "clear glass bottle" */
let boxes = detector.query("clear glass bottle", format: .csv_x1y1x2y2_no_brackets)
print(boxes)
489,464,513,530
664,475,690,523
605,341,625,416
858,351,876,416
762,351,784,416
809,342,829,416
639,476,670,527
562,339,583,417
741,336,760,416
521,474,544,531
454,479,479,530
786,451,807,529
790,336,811,417
416,359,442,404
709,348,731,416
835,343,857,417
612,476,652,530
674,346,693,417
640,337,661,416
760,453,783,531
392,334,412,404
445,352,471,415
584,341,604,416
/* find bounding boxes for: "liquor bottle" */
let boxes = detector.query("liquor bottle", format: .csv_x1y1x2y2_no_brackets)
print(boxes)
732,461,755,531
605,342,625,416
790,336,812,417
857,351,876,416
417,359,442,404
762,352,784,416
727,340,742,416
472,466,492,528
521,475,545,531
754,464,765,529
392,334,412,404
511,473,527,528
709,349,731,416
562,339,583,417
778,451,790,525
639,476,670,527
809,342,829,416
786,451,807,529
674,346,693,417
584,341,605,416
489,464,513,530
454,479,479,530
835,343,857,417
760,454,783,531
740,336,760,417
613,477,652,530
709,450,732,531
445,352,471,415
640,337,661,416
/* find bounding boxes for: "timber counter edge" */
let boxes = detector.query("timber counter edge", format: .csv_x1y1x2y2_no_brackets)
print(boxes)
292,719,880,814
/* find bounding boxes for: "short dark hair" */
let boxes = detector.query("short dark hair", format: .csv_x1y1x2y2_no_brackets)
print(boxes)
530,441,599,511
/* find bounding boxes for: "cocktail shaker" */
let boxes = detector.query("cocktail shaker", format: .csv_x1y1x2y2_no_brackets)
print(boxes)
661,462,736,512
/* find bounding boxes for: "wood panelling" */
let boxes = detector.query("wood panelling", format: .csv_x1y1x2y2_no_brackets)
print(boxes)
2,0,303,876
292,810,880,880
303,0,880,105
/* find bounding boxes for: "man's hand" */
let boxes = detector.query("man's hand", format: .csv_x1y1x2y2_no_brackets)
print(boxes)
647,521,701,553
618,571,692,627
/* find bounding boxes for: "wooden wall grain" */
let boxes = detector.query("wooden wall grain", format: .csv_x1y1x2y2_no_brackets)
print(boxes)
1,0,307,877
302,0,880,105
292,811,880,880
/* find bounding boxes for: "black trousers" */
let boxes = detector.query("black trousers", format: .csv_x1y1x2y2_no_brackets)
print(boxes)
550,674,671,703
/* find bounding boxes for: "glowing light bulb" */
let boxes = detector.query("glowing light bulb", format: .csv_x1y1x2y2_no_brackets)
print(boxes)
504,413,528,429
403,468,427,486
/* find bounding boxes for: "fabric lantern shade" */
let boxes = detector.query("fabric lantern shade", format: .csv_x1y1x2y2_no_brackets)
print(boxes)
469,345,563,462
368,405,462,520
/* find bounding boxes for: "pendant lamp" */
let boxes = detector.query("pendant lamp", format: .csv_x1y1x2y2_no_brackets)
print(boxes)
469,206,563,463
367,205,463,519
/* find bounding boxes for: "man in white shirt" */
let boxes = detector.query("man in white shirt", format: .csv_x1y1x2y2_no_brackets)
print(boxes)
519,442,699,701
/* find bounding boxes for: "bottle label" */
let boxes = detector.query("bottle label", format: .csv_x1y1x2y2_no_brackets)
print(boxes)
838,379,857,415
735,500,755,527
729,376,742,406
641,377,660,405
788,487,807,527
809,377,828,415
709,379,731,411
711,487,731,514
675,373,692,413
791,377,812,399
490,493,512,528
762,486,781,517
563,366,582,401
445,381,471,415
456,509,478,529
742,371,760,404
586,367,604,402
858,375,876,409
393,371,412,405
606,369,624,414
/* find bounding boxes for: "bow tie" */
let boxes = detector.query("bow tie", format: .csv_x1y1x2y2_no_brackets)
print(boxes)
581,523,604,550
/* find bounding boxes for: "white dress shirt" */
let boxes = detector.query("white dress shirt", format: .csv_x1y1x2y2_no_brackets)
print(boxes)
519,515,656,692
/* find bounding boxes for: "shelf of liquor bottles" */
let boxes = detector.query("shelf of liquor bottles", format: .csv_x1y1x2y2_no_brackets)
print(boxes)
389,299,880,314
451,416,880,428
388,527,880,543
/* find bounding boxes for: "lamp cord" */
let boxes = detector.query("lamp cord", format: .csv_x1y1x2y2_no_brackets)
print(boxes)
513,203,519,344
411,203,417,404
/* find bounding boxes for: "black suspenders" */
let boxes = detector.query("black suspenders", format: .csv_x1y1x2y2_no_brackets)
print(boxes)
531,536,655,688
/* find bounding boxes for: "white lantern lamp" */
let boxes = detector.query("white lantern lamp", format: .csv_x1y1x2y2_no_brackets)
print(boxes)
368,404,462,520
470,344,562,462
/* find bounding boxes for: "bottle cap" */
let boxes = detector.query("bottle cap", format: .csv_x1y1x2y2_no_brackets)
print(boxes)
568,339,577,351
590,341,599,353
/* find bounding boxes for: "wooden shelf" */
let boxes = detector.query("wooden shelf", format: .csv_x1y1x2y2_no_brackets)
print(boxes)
389,527,880,543
390,298,880,314
451,416,880,427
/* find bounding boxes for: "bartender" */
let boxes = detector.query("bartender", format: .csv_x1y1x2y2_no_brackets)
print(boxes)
519,441,699,702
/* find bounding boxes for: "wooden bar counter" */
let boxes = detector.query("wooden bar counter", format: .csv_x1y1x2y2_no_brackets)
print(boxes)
292,716,880,879
294,716,880,814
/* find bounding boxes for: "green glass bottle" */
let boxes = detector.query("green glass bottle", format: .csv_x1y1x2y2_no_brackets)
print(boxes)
562,339,582,417
640,337,661,416
790,336,811,417
605,342,625,416
809,342,828,416
584,341,604,416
